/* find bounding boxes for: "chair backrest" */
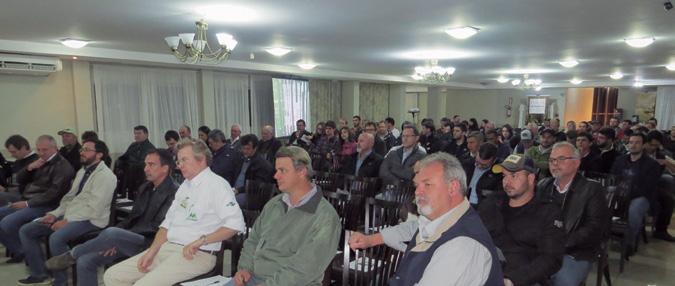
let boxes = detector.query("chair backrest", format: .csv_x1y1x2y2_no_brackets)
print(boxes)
342,231,405,286
323,190,361,231
313,171,344,192
243,180,277,211
343,175,381,198
364,197,405,234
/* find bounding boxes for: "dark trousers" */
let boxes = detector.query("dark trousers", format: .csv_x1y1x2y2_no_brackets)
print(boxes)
655,174,674,232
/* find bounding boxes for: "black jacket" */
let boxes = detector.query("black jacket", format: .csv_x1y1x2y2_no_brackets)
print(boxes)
4,153,38,191
374,136,388,157
340,151,383,178
234,154,275,190
211,145,244,186
478,192,565,286
578,150,600,174
258,138,282,164
287,130,312,150
536,174,609,261
16,154,75,208
443,139,469,158
59,142,82,171
593,146,620,174
611,153,661,201
465,165,503,205
118,139,155,167
117,177,178,242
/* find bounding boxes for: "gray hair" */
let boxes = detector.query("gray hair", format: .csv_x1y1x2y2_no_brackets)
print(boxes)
207,129,227,143
275,146,313,180
416,152,468,195
263,125,274,135
552,141,580,159
36,135,58,148
177,138,213,166
467,131,484,143
231,124,242,131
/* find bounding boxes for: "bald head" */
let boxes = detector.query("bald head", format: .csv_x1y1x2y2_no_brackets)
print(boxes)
357,133,374,154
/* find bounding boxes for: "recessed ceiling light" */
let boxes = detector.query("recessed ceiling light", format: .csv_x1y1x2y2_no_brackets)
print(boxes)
666,64,675,71
633,81,644,88
497,76,509,83
265,47,292,57
559,60,579,68
445,26,480,39
609,72,624,80
72,56,78,60
60,39,88,49
511,79,521,86
570,78,583,85
297,63,317,70
624,36,655,48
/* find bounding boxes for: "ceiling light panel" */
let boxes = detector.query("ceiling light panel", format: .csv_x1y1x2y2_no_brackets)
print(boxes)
445,26,480,39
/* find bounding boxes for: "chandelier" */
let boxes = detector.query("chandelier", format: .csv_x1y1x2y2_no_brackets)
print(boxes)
510,74,543,91
164,20,238,64
411,60,456,82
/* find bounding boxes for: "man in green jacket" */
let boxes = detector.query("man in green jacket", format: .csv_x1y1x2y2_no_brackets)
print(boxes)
526,128,556,178
231,146,341,286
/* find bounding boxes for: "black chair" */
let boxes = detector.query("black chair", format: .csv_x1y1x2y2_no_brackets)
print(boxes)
228,209,262,276
606,184,632,273
342,175,381,198
313,171,344,193
323,191,361,231
242,180,277,211
337,230,405,286
364,197,405,234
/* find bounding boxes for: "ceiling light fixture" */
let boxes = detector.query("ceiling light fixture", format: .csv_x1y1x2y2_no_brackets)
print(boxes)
412,60,455,82
265,47,292,57
633,81,644,88
666,64,675,71
297,63,317,70
624,36,655,48
497,76,510,83
610,72,624,80
559,60,579,68
60,39,89,49
570,78,583,85
510,74,543,90
445,26,480,39
164,19,237,64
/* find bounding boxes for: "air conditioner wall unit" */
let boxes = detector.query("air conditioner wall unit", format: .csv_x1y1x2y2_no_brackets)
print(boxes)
0,53,62,76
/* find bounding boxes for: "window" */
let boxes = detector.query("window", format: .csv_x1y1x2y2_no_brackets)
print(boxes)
272,78,310,136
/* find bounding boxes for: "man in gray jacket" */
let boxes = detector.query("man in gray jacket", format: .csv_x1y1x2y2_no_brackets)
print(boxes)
379,125,427,185
0,135,74,264
18,139,117,286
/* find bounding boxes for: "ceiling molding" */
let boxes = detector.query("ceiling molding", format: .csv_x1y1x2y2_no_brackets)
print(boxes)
0,39,486,89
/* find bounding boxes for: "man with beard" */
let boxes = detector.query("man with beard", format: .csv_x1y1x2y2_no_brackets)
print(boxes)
340,133,383,178
443,124,469,158
592,127,623,173
287,119,312,150
349,153,503,285
526,128,556,178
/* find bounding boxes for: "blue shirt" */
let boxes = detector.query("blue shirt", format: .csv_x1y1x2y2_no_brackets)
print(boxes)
234,159,251,189
468,165,488,204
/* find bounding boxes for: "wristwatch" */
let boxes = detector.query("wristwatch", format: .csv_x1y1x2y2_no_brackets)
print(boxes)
200,234,208,245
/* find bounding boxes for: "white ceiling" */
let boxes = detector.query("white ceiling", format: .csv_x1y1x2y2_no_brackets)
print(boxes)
1,0,674,88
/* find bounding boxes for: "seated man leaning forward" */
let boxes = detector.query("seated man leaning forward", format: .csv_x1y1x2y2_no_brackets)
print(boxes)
228,146,341,286
349,152,503,286
104,138,245,286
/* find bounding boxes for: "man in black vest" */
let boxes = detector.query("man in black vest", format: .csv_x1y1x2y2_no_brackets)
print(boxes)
340,133,383,178
537,142,609,286
350,152,503,285
45,149,178,286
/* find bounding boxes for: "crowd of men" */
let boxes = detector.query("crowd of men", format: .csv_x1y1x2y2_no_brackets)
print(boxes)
0,113,672,285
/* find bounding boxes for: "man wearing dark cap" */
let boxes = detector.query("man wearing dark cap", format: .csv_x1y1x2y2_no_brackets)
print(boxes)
592,127,623,173
479,154,565,286
513,129,534,154
58,128,82,171
526,128,556,178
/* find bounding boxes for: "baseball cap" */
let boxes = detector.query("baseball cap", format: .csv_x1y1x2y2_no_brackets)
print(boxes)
492,154,537,174
520,129,532,141
58,128,77,135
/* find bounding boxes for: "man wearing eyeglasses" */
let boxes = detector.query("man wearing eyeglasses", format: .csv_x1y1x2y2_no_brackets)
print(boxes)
536,142,609,286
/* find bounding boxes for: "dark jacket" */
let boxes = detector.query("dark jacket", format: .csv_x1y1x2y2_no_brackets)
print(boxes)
443,139,469,158
16,154,75,208
578,150,600,174
6,153,39,192
287,130,312,150
340,151,383,178
478,192,565,286
258,138,282,164
234,154,275,190
379,146,426,185
611,153,661,201
465,165,503,205
373,136,387,157
117,176,178,242
59,142,82,171
536,174,609,261
118,139,155,167
593,145,621,174
211,145,244,186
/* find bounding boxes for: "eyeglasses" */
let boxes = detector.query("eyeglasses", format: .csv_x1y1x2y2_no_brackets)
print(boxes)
548,156,577,165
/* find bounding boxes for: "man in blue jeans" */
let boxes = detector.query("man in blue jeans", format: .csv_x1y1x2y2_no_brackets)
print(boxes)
45,149,178,286
18,139,117,286
0,135,74,264
611,132,661,257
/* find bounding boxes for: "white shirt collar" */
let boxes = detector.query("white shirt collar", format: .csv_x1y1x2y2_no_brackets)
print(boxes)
417,206,460,241
282,184,318,209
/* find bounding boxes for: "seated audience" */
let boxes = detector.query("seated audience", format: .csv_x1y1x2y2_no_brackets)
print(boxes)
526,128,555,177
458,131,483,173
611,133,661,256
0,135,74,264
310,122,325,145
228,124,243,150
485,128,512,161
115,125,156,198
257,125,282,164
379,125,426,185
513,129,534,154
207,129,243,186
419,121,436,154
57,128,82,170
104,138,245,285
378,120,396,151
81,130,99,142
340,133,383,178
466,143,502,208
443,124,469,158
500,124,514,147
575,132,600,174
385,117,401,139
644,130,675,241
18,139,116,285
45,149,179,286
233,134,275,206
287,119,312,150
179,125,192,139
229,146,340,286
537,142,609,285
0,135,38,204
351,115,363,138
592,127,623,173
349,152,503,285
310,120,340,172
566,120,576,132
363,121,388,156
338,127,357,170
198,125,211,142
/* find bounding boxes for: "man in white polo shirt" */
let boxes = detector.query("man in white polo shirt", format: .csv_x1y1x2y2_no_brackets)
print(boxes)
104,138,245,286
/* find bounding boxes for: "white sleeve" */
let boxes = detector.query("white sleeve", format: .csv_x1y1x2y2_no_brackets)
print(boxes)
380,220,418,252
158,196,179,229
213,182,246,233
416,236,493,286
